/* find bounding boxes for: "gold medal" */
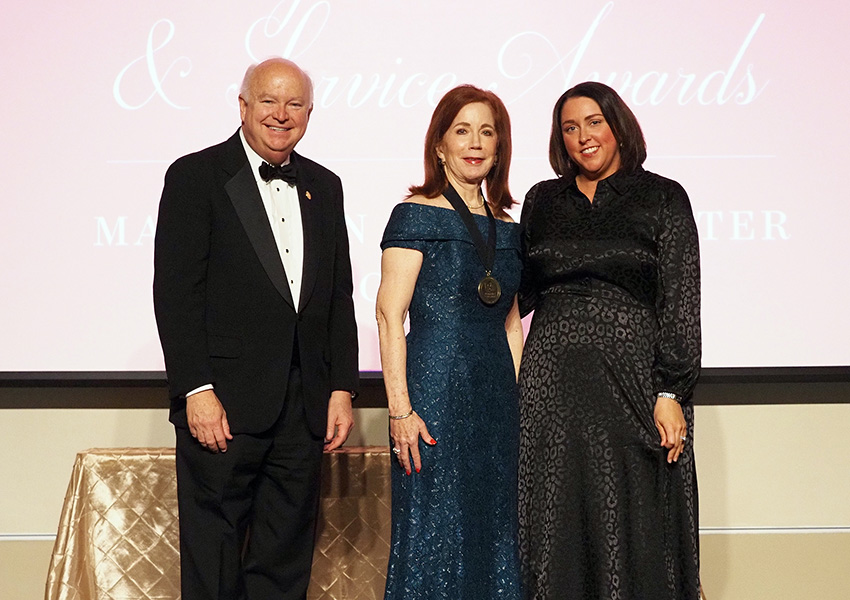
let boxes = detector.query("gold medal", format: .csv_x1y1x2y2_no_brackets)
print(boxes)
478,274,501,305
441,183,501,307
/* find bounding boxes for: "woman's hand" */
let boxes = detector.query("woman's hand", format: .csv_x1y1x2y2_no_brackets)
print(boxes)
390,412,436,475
654,396,687,463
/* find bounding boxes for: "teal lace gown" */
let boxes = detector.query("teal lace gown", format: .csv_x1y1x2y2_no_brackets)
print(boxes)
380,202,522,600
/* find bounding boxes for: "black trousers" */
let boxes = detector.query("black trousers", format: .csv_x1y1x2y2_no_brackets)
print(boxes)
175,367,324,600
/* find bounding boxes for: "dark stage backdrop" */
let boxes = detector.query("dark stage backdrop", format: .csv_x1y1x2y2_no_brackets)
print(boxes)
1,1,848,375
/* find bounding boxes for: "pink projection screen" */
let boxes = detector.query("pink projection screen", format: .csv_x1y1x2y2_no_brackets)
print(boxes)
1,1,848,373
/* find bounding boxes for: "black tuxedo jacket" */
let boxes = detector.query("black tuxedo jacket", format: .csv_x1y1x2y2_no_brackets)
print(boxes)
153,131,359,436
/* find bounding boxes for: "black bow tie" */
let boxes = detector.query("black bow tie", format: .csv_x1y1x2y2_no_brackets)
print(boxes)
259,161,297,185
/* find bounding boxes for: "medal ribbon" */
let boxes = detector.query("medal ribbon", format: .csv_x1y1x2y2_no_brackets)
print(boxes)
442,182,497,277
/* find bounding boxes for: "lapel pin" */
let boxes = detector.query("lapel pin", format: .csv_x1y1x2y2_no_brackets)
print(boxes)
305,191,312,200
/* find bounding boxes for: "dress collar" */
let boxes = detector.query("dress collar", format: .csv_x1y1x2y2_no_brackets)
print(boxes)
564,166,643,195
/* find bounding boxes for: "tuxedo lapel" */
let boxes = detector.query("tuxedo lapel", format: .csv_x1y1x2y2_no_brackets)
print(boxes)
224,154,295,310
294,153,320,312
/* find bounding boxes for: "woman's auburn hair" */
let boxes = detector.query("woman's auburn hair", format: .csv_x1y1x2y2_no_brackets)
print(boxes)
408,84,515,211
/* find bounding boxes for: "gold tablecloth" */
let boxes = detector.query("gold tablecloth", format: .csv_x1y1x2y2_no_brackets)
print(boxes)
45,447,391,600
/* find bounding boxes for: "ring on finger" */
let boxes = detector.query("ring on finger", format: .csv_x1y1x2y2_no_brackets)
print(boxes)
681,436,687,441
392,447,401,455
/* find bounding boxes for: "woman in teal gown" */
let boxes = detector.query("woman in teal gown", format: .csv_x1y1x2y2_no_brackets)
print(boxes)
376,85,523,599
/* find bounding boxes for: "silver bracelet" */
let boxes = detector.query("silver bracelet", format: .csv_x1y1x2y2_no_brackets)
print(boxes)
657,391,683,403
389,409,414,420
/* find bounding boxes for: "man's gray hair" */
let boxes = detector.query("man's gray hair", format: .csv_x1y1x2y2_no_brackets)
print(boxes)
239,58,314,106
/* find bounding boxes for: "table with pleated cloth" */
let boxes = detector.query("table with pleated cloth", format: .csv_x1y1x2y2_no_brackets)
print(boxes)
45,446,392,600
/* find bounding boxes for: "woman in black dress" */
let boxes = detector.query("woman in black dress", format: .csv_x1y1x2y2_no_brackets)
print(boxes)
517,82,701,599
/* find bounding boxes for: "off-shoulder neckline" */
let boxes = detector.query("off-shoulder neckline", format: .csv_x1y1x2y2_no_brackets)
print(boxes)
398,201,517,224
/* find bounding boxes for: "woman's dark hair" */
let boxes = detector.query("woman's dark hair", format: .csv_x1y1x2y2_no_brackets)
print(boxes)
548,81,646,178
408,84,514,211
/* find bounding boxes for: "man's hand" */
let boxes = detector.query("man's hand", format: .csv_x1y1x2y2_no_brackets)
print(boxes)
325,390,354,452
186,389,233,452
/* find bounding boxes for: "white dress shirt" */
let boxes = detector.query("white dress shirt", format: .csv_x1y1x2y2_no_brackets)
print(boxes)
239,130,305,310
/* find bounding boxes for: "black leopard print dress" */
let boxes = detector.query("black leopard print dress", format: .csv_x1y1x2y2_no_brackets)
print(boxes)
517,168,701,600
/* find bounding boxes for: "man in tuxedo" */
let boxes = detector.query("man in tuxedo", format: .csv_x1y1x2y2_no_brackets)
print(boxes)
153,58,359,600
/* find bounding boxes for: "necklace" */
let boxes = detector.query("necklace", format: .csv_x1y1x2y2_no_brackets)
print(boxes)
464,192,485,210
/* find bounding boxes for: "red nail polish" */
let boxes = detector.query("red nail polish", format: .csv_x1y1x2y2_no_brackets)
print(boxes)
415,467,420,473
405,469,411,476
429,439,436,445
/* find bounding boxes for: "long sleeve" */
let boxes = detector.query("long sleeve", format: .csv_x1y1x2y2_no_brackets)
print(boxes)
518,182,542,317
326,177,360,394
152,158,214,399
653,180,701,401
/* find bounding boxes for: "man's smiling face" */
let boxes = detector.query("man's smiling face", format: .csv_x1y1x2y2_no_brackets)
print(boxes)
239,59,313,165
